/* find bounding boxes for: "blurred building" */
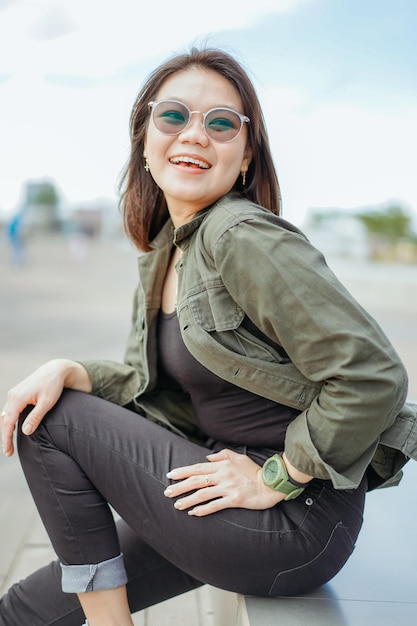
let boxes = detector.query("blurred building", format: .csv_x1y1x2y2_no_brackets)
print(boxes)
302,209,370,260
23,179,62,231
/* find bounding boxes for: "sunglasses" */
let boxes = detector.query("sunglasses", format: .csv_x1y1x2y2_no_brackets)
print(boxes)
148,99,250,143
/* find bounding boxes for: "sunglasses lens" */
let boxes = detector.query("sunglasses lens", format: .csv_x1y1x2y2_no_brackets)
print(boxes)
152,101,189,134
150,101,246,142
205,109,242,141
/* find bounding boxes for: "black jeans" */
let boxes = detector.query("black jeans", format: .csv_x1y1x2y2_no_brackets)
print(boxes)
0,390,367,625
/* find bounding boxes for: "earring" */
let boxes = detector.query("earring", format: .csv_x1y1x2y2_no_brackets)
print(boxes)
144,157,150,172
241,170,246,186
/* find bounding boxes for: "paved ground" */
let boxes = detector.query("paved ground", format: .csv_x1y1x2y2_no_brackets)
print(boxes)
0,233,416,624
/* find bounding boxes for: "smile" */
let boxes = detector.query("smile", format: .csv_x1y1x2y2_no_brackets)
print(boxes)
169,156,211,170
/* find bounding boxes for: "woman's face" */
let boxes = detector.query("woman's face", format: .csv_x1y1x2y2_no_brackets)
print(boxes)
144,67,252,220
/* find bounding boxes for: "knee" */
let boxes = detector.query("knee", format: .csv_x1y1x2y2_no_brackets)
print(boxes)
16,389,93,459
16,394,64,459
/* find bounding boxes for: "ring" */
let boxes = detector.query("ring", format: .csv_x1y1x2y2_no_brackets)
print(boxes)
204,474,211,487
1,411,6,419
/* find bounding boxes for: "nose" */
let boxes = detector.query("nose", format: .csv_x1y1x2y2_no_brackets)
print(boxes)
178,111,209,146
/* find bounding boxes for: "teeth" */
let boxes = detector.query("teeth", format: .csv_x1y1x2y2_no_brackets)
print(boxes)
170,156,210,169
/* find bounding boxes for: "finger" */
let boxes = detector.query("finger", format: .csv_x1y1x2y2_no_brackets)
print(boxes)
206,449,233,461
188,496,231,517
1,408,17,456
206,448,237,463
2,395,44,455
166,461,213,481
21,404,48,436
165,472,214,498
2,390,35,441
172,485,221,512
2,427,16,457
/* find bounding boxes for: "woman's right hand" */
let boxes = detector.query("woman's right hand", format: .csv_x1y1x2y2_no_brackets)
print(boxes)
1,359,92,457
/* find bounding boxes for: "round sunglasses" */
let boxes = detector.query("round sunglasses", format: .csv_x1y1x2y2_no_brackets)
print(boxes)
148,99,250,143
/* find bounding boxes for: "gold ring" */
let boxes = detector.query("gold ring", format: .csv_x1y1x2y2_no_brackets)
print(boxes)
1,411,6,419
204,474,210,487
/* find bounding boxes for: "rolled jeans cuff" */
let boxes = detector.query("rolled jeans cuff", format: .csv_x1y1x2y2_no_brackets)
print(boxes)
60,553,128,593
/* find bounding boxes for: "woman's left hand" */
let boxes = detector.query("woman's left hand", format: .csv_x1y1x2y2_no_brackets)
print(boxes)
164,449,285,516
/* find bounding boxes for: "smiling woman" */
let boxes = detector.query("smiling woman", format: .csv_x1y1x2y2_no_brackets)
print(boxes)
142,67,252,224
119,48,280,251
0,46,415,626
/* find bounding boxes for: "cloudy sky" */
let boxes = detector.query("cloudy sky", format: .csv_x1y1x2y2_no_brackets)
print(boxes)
0,0,416,226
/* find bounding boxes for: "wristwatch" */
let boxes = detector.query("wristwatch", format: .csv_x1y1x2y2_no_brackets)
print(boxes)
262,454,307,500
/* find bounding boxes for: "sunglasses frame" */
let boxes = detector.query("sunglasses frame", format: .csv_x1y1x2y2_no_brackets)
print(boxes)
148,99,250,143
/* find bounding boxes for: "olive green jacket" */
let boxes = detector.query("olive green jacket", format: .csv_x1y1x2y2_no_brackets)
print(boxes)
82,193,416,490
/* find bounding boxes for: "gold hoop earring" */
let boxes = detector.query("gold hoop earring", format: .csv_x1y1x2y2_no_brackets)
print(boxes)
241,170,246,186
144,157,150,172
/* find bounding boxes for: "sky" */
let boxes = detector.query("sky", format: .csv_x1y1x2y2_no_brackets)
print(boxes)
0,0,416,227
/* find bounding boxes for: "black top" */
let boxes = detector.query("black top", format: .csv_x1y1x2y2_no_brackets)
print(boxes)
157,311,299,452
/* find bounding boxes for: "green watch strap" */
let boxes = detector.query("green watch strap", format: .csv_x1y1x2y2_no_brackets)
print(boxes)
262,454,306,501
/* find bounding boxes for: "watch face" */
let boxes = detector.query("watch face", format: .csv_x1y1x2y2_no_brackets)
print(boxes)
262,455,305,500
263,458,280,484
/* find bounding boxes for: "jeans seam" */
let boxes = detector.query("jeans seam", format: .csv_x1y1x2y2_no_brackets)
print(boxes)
30,426,88,565
65,423,173,490
267,520,351,595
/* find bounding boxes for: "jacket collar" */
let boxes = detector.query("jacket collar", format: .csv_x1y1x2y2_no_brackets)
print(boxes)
173,205,213,246
148,204,211,250
149,192,241,250
173,192,242,245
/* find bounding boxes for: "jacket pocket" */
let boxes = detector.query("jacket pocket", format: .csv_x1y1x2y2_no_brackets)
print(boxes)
188,283,290,364
188,280,245,331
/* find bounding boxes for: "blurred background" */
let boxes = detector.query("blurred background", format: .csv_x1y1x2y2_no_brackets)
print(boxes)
1,0,416,240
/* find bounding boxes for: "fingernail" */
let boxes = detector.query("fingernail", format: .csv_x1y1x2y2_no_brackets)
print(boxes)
166,471,177,479
174,500,183,510
164,488,173,497
22,424,32,435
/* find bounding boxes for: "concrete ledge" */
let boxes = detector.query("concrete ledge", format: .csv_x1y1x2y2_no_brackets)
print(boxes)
201,587,249,626
204,586,348,626
243,588,343,626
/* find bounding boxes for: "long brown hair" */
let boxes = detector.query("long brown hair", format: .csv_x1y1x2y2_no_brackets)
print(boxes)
118,47,281,251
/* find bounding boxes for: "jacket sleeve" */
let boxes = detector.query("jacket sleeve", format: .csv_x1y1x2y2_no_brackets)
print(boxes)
211,216,408,488
78,288,141,406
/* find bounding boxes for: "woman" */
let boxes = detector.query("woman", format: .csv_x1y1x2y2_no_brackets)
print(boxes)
0,47,412,626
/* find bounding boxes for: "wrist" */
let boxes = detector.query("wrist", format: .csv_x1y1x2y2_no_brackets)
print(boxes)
58,360,92,393
282,452,312,486
262,454,309,501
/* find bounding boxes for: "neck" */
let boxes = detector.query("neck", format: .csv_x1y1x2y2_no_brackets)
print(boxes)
168,205,200,229
166,195,212,228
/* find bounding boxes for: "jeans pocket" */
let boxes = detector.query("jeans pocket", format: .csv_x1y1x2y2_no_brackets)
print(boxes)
268,521,356,597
